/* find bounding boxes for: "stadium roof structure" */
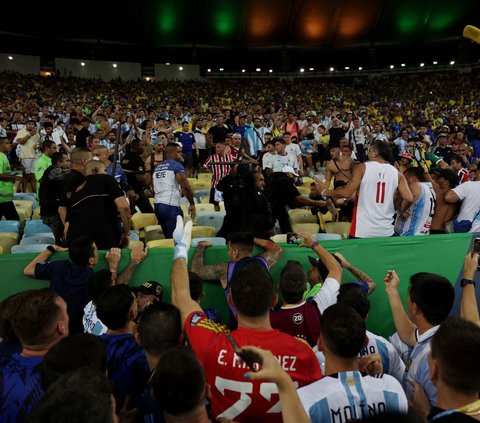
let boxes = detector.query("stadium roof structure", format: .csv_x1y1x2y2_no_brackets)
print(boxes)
2,0,480,71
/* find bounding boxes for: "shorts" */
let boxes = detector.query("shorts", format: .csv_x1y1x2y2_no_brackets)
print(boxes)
21,158,36,174
183,153,194,168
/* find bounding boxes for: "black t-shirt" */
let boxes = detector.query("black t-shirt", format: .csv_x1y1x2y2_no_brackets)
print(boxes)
121,152,146,192
59,169,85,208
433,146,453,164
66,174,124,249
264,172,300,208
39,166,70,216
75,127,91,148
208,125,228,143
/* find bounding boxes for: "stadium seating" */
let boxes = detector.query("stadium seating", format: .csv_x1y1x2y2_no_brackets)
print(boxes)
325,222,351,239
146,239,174,249
12,244,50,254
191,226,216,238
289,209,318,224
191,237,226,247
196,211,225,233
291,223,320,234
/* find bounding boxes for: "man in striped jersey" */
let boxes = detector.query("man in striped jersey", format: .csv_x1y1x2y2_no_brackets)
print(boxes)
298,303,407,423
384,270,454,407
394,167,436,236
203,141,235,211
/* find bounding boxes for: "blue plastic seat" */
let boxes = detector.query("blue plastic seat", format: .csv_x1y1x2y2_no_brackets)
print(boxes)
0,220,20,233
196,211,225,233
13,193,37,209
20,235,55,246
24,220,52,235
11,244,50,254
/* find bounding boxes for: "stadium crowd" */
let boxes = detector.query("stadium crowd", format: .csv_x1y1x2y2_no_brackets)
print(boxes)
0,70,479,422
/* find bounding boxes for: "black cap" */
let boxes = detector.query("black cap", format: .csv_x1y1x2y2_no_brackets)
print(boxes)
134,281,163,300
308,254,342,281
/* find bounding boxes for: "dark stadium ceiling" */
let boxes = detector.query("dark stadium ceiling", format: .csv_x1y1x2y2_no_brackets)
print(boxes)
2,0,480,71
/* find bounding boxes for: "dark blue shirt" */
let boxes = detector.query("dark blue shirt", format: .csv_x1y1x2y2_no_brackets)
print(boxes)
135,377,164,423
0,353,44,423
174,131,196,155
100,333,149,413
35,260,93,334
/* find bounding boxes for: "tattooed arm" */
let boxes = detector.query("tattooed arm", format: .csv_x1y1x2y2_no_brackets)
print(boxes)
191,241,229,289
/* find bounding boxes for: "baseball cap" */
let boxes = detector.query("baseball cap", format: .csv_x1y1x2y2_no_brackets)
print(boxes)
435,133,448,141
134,281,163,300
282,166,299,177
308,255,342,281
399,151,413,160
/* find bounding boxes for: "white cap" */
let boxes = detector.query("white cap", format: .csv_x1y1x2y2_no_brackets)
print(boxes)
282,165,299,177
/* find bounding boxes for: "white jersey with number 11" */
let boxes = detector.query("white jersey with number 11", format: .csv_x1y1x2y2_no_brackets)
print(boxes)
350,162,399,238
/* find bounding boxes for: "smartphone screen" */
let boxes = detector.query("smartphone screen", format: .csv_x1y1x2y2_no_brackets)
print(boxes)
286,232,303,245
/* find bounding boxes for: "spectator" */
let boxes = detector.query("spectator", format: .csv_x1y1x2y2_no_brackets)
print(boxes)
173,121,197,177
445,167,480,233
264,166,325,233
58,147,93,229
96,284,149,412
191,232,282,325
121,138,154,214
0,138,20,220
171,217,322,422
324,142,354,189
297,303,407,423
38,151,70,244
28,368,115,423
0,289,69,422
384,270,455,406
23,236,98,334
153,142,196,238
0,293,22,357
336,283,405,383
320,140,413,238
14,119,40,193
433,133,453,164
410,317,480,423
394,167,436,236
450,154,470,184
427,168,459,234
203,141,235,211
188,270,221,323
135,302,182,423
83,246,147,335
40,333,107,390
33,139,57,195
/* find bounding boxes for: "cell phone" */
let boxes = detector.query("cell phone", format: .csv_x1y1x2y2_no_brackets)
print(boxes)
226,331,262,372
473,238,480,254
286,232,303,245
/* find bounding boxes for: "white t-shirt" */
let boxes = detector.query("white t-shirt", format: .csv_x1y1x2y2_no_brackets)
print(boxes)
452,181,480,232
313,277,340,314
83,301,107,335
153,159,185,207
271,152,299,172
298,371,408,423
194,129,207,149
351,162,399,238
286,143,302,159
262,152,276,170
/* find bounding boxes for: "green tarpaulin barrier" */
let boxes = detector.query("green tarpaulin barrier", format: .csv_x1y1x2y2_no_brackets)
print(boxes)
0,233,471,338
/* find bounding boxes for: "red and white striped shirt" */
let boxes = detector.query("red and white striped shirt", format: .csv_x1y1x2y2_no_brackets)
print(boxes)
204,154,235,188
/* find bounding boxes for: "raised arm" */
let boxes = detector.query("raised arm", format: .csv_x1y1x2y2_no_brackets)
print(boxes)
255,237,283,268
460,252,480,324
115,246,147,286
334,252,376,294
190,241,228,288
384,270,417,346
171,218,202,326
23,245,67,277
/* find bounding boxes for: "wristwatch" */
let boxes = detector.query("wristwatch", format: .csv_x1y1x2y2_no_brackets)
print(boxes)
460,279,476,287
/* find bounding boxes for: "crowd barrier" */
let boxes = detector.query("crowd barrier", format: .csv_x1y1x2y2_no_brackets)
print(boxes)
0,233,475,338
